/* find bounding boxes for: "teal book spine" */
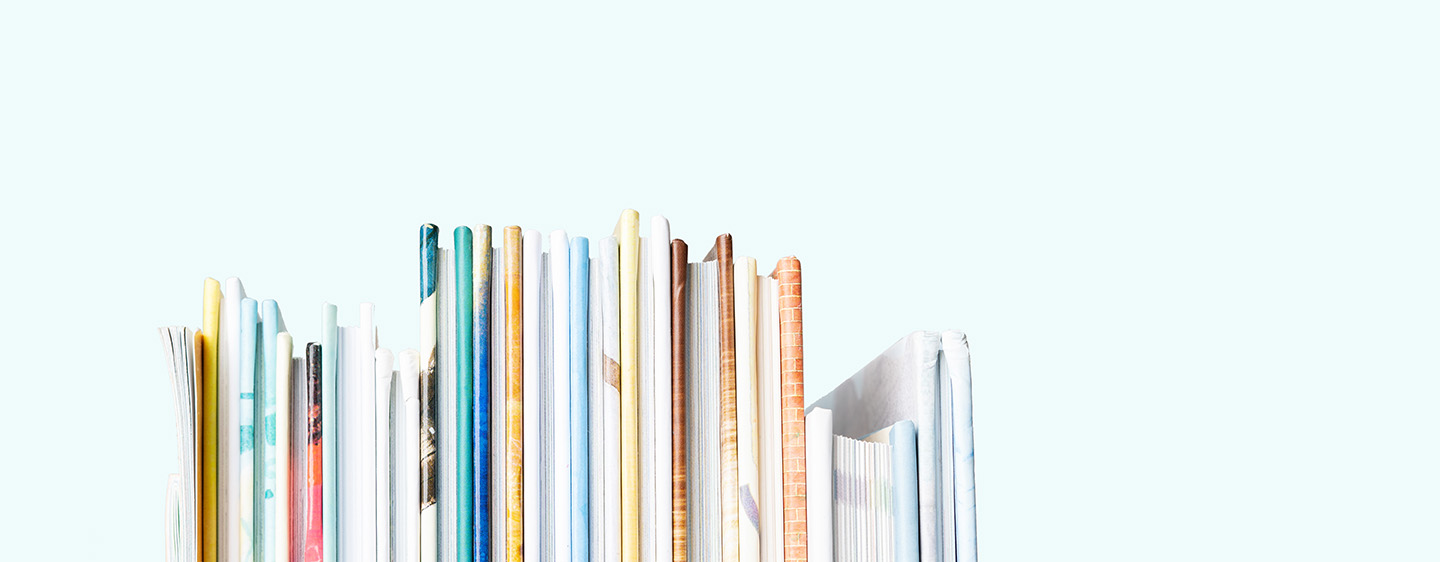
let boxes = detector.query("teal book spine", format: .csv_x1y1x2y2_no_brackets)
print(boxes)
320,302,338,562
239,298,258,562
259,300,282,562
473,226,492,562
454,226,475,562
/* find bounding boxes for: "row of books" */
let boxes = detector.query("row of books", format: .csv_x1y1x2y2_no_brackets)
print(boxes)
161,210,979,562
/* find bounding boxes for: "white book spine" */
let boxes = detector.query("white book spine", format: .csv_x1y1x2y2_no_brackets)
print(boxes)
523,229,542,562
600,239,621,562
439,253,457,562
734,258,759,562
222,278,245,562
275,333,292,562
400,349,423,562
757,277,782,562
638,238,653,562
941,332,976,562
648,217,672,562
551,231,573,562
812,409,835,562
376,348,395,562
490,251,508,562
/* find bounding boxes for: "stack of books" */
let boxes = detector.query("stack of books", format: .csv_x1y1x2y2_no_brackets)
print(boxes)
160,210,979,562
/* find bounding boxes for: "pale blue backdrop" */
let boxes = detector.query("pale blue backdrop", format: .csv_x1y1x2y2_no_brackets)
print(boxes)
1,2,1436,560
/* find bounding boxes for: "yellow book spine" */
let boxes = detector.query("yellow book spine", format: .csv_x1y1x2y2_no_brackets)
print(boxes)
505,226,525,561
615,209,640,562
201,278,221,562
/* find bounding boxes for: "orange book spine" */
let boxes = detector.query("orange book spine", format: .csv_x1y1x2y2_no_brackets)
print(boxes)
505,226,525,561
712,234,739,562
669,239,689,562
774,257,807,562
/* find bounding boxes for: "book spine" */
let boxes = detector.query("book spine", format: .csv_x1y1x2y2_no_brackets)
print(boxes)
735,258,760,562
304,344,323,562
523,230,542,562
804,409,832,562
570,236,590,562
616,210,641,562
714,235,739,562
320,302,338,562
239,298,258,562
473,226,492,562
420,225,440,562
551,231,573,562
202,279,221,562
375,349,395,562
504,226,525,562
259,301,280,562
600,238,621,562
668,241,688,562
649,217,672,562
455,227,475,562
489,244,507,562
774,257,807,562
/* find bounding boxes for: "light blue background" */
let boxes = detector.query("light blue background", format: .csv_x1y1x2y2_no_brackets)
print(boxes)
2,2,1437,560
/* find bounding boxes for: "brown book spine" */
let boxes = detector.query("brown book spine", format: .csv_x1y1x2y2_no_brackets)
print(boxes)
707,234,739,562
775,257,807,562
670,239,689,562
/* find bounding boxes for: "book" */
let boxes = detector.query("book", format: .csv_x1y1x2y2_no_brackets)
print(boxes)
595,236,621,562
570,236,591,562
303,343,323,562
638,232,653,562
807,331,945,562
614,209,640,562
376,348,395,562
804,408,832,562
489,237,508,562
473,226,492,562
440,248,457,562
687,259,720,562
734,256,759,562
274,331,293,562
201,279,220,562
772,257,807,562
705,234,739,562
865,421,919,562
419,224,440,562
240,297,259,562
549,231,573,562
645,216,673,562
668,239,689,562
321,302,339,562
939,332,976,562
399,349,423,562
339,304,378,562
503,226,524,562
454,227,475,562
160,325,199,562
757,275,782,562
523,229,541,562
222,278,247,562
259,300,283,562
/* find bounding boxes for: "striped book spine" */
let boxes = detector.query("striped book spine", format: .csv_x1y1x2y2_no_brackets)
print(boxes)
773,257,806,562
473,226,492,562
710,234,739,562
503,226,525,562
420,224,440,562
615,210,640,562
455,227,475,562
669,240,688,562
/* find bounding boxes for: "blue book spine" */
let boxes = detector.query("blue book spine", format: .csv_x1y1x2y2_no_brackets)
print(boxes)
569,236,590,562
893,420,920,562
473,226,493,562
455,226,475,562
